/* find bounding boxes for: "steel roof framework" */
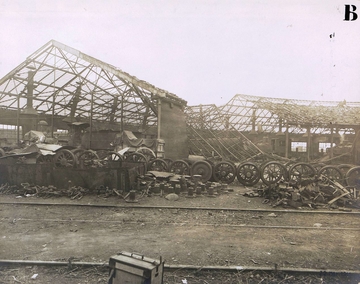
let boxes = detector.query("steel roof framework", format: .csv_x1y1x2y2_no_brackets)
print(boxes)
187,94,360,135
186,103,266,162
0,40,186,129
185,94,359,162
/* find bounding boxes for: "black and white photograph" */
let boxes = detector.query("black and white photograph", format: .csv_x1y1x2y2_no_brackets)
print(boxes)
0,1,359,283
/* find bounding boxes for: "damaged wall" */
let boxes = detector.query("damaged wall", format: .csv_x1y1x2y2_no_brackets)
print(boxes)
160,100,188,160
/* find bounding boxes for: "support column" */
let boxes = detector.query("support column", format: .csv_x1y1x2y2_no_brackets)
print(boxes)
70,85,81,122
249,109,257,135
17,93,20,145
278,118,283,133
89,92,93,149
354,127,359,164
26,70,35,111
110,96,118,124
285,122,289,159
307,127,311,162
200,105,204,132
156,99,164,158
51,92,55,138
157,99,162,139
21,69,38,136
121,95,124,149
330,126,334,159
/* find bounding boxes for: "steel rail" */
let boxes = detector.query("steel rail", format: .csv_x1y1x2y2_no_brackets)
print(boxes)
0,259,359,275
0,201,359,215
3,218,359,231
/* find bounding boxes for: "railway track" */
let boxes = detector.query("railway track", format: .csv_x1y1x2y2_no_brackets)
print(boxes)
1,199,359,279
0,259,359,284
1,200,360,214
1,201,359,232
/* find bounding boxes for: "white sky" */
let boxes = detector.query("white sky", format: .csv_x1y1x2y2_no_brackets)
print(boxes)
0,0,359,105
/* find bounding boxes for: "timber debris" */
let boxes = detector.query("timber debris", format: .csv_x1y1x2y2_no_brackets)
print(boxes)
243,175,359,209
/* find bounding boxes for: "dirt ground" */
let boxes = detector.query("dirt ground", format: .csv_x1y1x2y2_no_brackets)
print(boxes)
1,265,359,284
1,185,359,283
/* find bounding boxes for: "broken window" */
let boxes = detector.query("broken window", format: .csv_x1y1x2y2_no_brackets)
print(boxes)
318,142,335,153
291,142,307,152
0,124,22,142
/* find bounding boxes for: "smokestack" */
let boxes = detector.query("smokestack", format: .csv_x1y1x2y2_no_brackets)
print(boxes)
70,84,81,121
23,69,37,114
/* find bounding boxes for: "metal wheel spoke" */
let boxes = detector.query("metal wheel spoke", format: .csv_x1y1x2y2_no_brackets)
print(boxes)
53,149,76,168
289,163,316,183
170,160,190,175
260,161,287,185
213,161,235,184
148,159,168,172
318,166,344,184
237,163,260,186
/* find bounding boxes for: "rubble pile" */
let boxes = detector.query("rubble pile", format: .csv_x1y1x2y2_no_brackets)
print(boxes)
137,172,234,199
244,177,360,209
0,183,89,199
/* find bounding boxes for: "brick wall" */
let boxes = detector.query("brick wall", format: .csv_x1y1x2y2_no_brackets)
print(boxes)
160,101,188,160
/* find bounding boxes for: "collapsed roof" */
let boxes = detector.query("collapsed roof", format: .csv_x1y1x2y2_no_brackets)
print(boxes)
0,39,187,128
187,94,360,135
0,40,358,136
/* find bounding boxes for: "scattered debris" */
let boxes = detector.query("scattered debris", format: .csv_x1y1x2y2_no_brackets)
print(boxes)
165,193,179,201
0,183,90,199
30,273,38,279
243,176,360,210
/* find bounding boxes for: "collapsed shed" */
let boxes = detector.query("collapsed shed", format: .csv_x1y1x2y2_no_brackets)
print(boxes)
186,94,360,165
0,40,358,191
0,39,188,160
0,40,189,189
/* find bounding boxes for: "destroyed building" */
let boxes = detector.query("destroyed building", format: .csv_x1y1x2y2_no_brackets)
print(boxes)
0,40,359,192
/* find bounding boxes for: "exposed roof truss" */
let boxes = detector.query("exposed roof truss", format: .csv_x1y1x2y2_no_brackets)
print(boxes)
0,40,186,128
187,94,360,135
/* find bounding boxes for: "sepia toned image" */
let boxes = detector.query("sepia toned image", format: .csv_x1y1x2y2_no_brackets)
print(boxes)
0,1,359,283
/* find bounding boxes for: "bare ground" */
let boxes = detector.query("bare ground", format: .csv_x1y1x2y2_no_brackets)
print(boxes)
0,185,359,283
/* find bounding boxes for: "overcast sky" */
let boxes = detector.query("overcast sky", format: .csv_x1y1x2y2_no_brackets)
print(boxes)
0,0,359,106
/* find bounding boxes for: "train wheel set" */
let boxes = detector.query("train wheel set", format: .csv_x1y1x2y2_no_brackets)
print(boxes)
3,146,360,188
60,150,360,188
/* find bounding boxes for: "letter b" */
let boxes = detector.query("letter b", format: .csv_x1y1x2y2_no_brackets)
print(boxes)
344,4,358,21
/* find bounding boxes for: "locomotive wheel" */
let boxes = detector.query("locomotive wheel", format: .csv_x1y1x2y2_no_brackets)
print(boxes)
125,152,147,163
260,161,287,185
204,159,215,167
148,159,168,172
289,163,316,183
102,151,123,168
106,151,123,162
37,155,54,164
163,158,174,168
318,165,344,184
53,149,76,168
71,148,85,160
259,161,270,171
312,163,326,174
191,160,213,182
96,149,110,160
77,150,100,168
212,161,236,184
169,160,190,175
136,147,156,162
285,160,296,169
345,166,360,188
236,162,260,186
337,164,354,177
